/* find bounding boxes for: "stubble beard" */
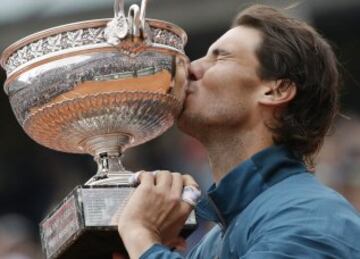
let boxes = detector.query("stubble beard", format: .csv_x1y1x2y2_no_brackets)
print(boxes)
177,106,206,140
176,105,223,145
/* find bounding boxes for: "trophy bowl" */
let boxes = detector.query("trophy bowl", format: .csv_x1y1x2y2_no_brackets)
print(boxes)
1,0,188,174
1,1,195,258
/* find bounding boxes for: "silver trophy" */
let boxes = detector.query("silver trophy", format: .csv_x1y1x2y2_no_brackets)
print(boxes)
0,0,196,258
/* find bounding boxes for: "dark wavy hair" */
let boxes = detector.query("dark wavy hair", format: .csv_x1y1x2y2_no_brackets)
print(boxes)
233,5,340,167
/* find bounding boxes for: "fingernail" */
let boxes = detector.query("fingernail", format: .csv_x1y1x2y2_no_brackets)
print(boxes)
128,172,141,186
128,174,136,186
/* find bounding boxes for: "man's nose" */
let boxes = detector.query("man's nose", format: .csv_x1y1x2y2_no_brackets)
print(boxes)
188,58,205,81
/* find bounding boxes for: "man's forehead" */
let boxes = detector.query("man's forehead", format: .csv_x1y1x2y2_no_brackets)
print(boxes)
209,26,263,55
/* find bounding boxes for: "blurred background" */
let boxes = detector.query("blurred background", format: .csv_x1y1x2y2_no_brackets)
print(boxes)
0,0,359,258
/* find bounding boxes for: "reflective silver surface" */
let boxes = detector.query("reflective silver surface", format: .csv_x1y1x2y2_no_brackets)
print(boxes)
7,50,188,156
1,0,189,180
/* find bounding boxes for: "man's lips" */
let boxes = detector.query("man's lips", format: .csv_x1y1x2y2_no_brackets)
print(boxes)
180,82,197,115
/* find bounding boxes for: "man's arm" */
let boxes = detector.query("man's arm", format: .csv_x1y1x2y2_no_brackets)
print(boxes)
239,230,353,259
139,244,184,259
116,171,198,259
112,244,184,259
119,228,186,259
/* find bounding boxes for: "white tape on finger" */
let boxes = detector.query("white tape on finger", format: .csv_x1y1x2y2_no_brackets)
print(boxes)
181,185,202,207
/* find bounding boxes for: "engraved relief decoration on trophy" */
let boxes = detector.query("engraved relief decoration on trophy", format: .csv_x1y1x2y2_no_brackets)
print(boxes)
4,26,183,76
104,0,129,45
2,0,183,78
104,0,153,53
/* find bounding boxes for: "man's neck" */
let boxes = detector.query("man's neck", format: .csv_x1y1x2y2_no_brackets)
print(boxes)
202,124,273,183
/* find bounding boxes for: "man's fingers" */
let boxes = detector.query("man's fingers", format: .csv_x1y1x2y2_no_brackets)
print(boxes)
137,171,155,187
155,170,172,190
130,171,201,208
171,173,184,197
182,174,199,189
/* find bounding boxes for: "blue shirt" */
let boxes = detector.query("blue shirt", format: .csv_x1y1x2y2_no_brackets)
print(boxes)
140,145,360,258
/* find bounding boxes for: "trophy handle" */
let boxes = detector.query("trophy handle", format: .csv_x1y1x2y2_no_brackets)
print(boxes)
105,0,129,44
114,0,125,18
106,0,149,42
128,4,141,37
140,0,148,37
128,0,149,39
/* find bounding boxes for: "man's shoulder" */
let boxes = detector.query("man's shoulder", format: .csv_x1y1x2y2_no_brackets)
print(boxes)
234,172,360,252
253,172,357,213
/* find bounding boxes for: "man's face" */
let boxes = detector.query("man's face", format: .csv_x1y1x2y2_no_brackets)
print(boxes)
178,25,264,137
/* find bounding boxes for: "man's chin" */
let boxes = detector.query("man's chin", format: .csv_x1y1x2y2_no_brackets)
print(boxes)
177,96,191,125
176,108,188,130
176,107,202,138
176,108,192,134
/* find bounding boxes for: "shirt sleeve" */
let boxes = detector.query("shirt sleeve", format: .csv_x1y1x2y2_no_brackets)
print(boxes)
238,190,360,259
140,244,185,259
239,233,352,259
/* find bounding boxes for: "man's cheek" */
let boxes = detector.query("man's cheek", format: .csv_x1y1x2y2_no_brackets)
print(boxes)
202,75,225,93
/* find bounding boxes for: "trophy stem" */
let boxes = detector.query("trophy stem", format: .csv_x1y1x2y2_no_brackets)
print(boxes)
83,133,134,186
95,152,125,177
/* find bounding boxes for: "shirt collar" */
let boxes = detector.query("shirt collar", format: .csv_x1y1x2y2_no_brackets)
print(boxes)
196,145,308,229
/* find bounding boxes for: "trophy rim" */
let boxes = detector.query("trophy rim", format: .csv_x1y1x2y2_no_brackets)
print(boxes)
0,17,188,71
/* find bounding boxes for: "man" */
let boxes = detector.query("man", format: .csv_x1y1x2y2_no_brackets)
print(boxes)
116,5,360,258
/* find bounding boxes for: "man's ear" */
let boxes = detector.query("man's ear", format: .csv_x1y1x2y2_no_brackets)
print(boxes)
258,79,297,106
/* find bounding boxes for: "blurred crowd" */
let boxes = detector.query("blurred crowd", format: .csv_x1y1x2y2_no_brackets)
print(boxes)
0,214,42,258
316,115,360,209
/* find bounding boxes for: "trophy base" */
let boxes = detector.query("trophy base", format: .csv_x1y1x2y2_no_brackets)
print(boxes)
40,185,197,259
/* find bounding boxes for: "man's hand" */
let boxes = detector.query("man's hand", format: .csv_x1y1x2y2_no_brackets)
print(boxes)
116,171,199,259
